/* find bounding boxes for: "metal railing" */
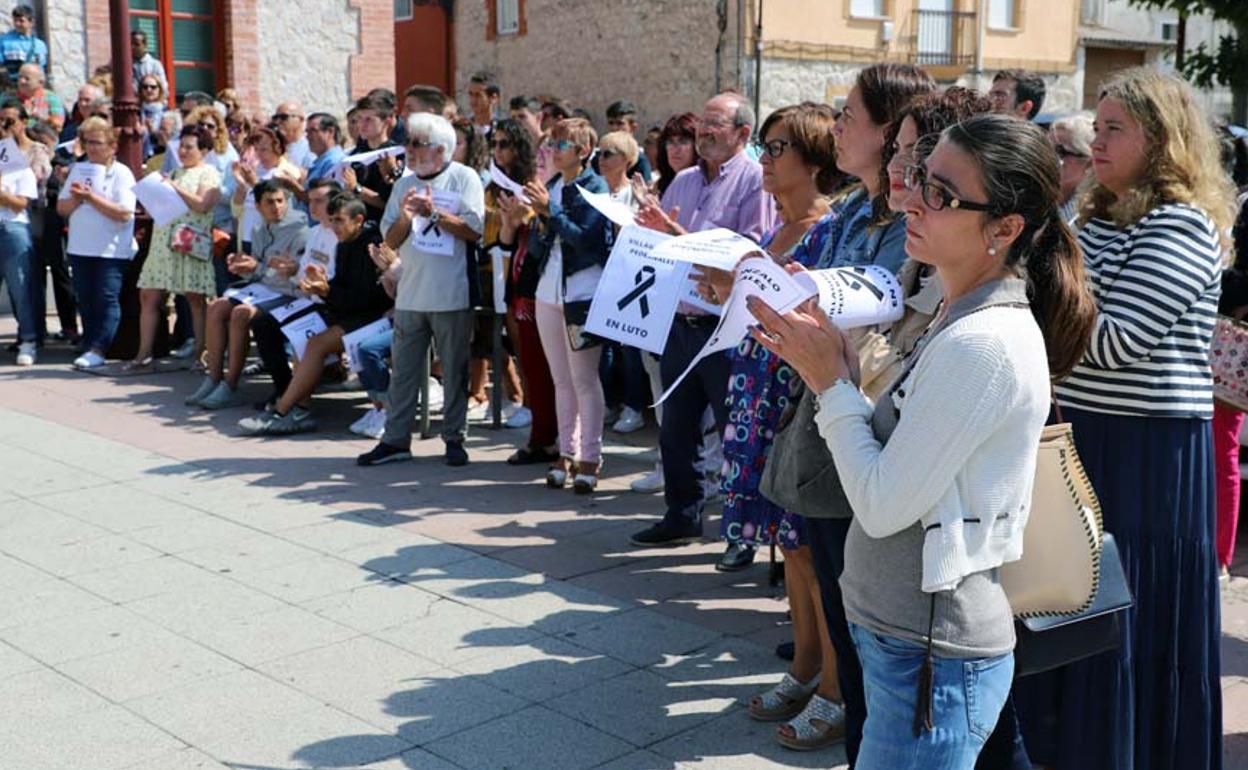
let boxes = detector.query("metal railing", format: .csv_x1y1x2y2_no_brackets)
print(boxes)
904,8,978,68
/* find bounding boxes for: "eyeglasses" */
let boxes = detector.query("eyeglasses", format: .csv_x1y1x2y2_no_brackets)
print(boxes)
272,113,303,122
82,138,109,147
1055,145,1089,161
903,166,993,213
141,84,159,91
408,139,432,150
753,138,792,159
598,148,621,159
490,139,512,150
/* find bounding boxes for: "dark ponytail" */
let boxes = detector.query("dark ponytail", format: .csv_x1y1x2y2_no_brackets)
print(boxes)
944,114,1096,382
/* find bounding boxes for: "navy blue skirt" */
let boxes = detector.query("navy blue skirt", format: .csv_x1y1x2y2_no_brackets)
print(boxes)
1013,407,1222,770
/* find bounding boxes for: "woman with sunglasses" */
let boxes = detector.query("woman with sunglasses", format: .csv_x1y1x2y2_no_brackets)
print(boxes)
750,112,1096,769
56,116,138,370
137,76,166,159
1048,112,1094,225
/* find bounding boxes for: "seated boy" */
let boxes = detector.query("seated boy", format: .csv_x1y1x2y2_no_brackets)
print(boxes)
238,193,392,435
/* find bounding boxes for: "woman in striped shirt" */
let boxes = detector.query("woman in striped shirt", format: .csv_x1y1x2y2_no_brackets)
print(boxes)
1015,67,1236,770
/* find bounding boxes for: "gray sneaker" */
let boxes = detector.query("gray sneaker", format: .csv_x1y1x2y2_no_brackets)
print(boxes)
199,380,244,410
185,376,219,406
239,407,318,436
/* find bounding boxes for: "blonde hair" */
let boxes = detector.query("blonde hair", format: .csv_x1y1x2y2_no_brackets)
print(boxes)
1083,67,1236,250
78,116,116,145
185,104,229,155
599,130,639,167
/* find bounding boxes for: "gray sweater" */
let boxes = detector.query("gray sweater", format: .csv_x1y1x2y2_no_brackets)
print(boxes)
248,207,309,295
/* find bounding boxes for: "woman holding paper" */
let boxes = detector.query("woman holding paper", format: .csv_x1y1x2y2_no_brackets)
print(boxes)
748,114,1097,769
230,126,300,249
55,116,137,370
128,124,221,369
524,117,612,493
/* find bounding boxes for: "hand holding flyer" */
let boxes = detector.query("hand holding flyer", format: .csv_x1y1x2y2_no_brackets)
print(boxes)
792,264,904,330
133,172,189,227
576,184,638,228
648,228,764,271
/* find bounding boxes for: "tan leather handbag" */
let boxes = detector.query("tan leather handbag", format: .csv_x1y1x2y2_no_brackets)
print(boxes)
1000,421,1104,618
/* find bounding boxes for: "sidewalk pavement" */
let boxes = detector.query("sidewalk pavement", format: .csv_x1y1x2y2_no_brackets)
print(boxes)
0,333,1243,769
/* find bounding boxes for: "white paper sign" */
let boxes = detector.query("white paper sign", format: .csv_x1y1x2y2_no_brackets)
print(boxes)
585,226,683,354
682,273,725,316
576,184,637,228
268,296,316,323
409,188,461,256
655,258,815,405
66,162,107,192
489,161,530,203
280,311,328,361
342,317,393,373
795,265,905,330
649,227,764,271
0,137,30,173
490,247,507,315
224,283,283,305
133,172,189,227
334,145,405,182
299,225,338,284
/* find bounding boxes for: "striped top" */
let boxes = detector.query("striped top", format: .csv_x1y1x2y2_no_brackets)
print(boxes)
1056,203,1223,419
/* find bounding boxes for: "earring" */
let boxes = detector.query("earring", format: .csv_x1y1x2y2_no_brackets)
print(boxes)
988,245,998,256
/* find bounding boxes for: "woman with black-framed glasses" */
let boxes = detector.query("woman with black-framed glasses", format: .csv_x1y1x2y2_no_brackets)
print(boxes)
137,76,166,159
1048,112,1094,224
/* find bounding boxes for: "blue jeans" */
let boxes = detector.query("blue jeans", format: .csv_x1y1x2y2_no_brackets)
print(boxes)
850,622,1013,770
0,221,36,342
70,255,128,354
356,327,394,400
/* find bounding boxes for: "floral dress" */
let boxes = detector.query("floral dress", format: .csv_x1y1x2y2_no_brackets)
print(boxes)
718,211,837,550
138,163,220,296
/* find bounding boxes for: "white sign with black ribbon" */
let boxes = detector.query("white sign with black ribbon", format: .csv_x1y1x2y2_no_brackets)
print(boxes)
585,225,685,355
796,264,904,328
648,227,764,272
0,137,30,174
342,316,393,373
280,310,328,362
409,188,461,256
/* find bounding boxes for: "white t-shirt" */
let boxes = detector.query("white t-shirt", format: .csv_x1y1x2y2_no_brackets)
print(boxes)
59,161,138,259
535,178,603,305
0,167,37,225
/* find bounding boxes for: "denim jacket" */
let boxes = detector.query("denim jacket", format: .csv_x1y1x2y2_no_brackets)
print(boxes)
526,167,613,280
815,189,907,275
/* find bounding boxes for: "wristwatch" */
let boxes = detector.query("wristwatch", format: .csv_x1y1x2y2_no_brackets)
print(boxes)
352,184,363,196
428,209,442,227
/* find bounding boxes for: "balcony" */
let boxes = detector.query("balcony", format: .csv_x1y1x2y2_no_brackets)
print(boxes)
901,8,979,78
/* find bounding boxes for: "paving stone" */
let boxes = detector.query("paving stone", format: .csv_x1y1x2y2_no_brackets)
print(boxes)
67,555,224,604
182,605,359,666
450,635,635,702
232,554,377,603
592,750,677,770
546,668,736,747
559,608,724,668
301,581,446,633
0,604,172,665
0,667,111,722
4,531,164,577
425,704,633,770
58,634,243,703
178,533,321,576
373,600,542,668
125,579,286,636
196,704,414,769
355,749,463,770
279,514,431,555
0,576,109,630
119,747,232,770
647,638,786,707
33,485,205,533
257,635,442,704
342,538,479,577
125,515,261,554
0,705,187,770
0,552,53,589
0,640,41,680
126,669,327,746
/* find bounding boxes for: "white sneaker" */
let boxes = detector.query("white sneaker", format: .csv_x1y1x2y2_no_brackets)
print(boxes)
73,351,107,369
364,408,388,439
613,406,645,434
426,378,444,411
171,338,196,359
15,342,36,367
503,403,532,429
349,409,377,436
467,399,490,422
631,464,665,493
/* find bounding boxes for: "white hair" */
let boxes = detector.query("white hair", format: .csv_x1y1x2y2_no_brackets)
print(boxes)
1050,111,1095,157
405,112,457,160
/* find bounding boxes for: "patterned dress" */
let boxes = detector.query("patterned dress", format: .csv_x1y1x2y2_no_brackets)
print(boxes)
138,163,220,296
718,212,837,550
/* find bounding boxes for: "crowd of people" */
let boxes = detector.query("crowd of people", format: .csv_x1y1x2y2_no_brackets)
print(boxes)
0,5,1243,767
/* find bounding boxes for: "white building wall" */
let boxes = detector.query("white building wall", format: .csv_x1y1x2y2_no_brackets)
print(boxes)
256,2,357,115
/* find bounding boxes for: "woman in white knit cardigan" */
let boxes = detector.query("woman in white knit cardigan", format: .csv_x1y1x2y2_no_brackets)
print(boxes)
747,114,1097,770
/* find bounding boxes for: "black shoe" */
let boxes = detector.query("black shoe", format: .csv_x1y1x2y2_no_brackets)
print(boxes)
716,542,757,572
629,519,702,548
444,441,468,467
356,442,413,467
506,445,560,466
775,641,795,662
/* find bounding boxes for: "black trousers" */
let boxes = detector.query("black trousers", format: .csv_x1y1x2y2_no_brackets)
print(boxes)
658,318,730,524
250,311,293,401
33,215,78,338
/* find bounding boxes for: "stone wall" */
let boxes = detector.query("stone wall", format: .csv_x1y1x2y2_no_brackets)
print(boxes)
256,1,361,115
753,57,864,118
455,0,743,132
45,0,88,94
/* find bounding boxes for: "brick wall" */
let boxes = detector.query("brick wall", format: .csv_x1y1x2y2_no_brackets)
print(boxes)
348,0,396,101
83,0,111,76
454,0,744,133
222,0,261,114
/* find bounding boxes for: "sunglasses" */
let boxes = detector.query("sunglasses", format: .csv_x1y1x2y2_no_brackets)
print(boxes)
272,113,302,122
553,139,575,151
490,140,512,150
1055,145,1089,161
141,84,160,90
597,148,621,159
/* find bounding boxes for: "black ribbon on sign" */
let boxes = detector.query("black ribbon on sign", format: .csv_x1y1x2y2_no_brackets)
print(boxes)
835,266,885,301
617,266,657,318
420,219,443,238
